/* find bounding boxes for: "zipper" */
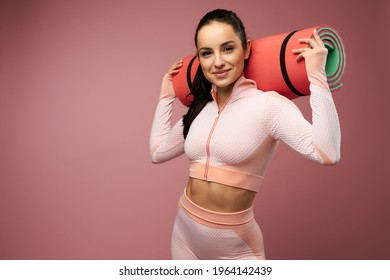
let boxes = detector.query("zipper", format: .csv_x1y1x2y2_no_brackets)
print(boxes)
204,93,232,180
204,112,220,179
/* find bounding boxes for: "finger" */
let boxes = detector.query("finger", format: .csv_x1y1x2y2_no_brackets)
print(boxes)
298,38,312,50
295,53,304,62
292,47,311,53
168,60,183,74
168,69,180,76
312,29,325,47
299,37,319,49
172,60,183,69
292,47,310,62
169,68,180,74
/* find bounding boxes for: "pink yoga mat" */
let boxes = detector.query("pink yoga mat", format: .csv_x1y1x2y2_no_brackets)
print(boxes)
173,24,346,106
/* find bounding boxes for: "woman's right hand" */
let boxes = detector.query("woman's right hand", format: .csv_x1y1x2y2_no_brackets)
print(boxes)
159,60,183,99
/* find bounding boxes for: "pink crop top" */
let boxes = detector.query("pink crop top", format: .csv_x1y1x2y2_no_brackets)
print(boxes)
150,76,341,192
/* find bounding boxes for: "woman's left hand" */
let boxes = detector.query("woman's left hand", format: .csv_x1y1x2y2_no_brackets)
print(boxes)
292,29,329,90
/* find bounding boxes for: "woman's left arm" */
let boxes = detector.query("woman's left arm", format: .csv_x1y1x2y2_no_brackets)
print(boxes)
265,29,341,165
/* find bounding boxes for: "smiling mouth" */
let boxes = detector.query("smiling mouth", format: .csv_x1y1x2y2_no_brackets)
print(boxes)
213,69,230,77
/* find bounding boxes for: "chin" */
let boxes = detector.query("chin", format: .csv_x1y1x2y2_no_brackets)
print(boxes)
213,81,232,89
213,77,240,89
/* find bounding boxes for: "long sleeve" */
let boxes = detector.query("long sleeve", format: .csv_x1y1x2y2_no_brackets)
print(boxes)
149,95,185,163
265,84,341,165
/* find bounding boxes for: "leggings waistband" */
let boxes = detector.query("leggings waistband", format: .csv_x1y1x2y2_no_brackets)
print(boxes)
179,190,254,226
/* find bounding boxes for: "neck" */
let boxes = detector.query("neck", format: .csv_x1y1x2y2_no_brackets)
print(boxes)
215,86,232,112
215,76,240,110
213,75,245,111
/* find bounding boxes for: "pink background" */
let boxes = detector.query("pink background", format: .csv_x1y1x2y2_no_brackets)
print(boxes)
1,0,389,260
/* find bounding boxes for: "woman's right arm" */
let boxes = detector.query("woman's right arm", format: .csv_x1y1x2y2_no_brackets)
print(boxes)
150,60,185,163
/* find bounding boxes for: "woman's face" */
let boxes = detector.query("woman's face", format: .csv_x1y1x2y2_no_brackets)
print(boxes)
196,21,250,94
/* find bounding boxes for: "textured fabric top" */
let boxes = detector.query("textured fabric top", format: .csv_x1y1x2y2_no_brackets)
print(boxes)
150,76,340,192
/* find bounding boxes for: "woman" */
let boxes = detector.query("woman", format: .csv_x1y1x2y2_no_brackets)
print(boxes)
150,9,340,259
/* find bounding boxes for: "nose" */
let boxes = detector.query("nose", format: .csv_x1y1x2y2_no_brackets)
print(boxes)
214,53,225,68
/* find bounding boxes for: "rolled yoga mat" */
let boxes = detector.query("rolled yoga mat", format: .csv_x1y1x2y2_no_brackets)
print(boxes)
172,24,346,106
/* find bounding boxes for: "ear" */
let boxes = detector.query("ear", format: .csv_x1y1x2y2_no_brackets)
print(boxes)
244,39,251,59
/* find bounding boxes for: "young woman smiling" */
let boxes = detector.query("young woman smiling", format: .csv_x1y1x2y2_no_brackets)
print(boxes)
150,9,341,260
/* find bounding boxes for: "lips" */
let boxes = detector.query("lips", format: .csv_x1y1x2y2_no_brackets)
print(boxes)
213,69,230,78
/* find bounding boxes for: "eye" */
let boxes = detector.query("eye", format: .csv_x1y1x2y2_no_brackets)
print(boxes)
199,50,212,58
223,45,234,53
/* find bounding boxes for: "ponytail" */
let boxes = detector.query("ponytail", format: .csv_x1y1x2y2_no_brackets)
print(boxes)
182,67,212,138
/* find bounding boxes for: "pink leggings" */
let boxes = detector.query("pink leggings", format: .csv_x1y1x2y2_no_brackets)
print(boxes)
171,191,265,260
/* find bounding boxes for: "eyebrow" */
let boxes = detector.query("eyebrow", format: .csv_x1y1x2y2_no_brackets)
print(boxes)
198,40,236,51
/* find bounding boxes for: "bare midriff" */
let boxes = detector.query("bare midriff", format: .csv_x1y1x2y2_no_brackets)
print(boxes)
185,177,256,213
